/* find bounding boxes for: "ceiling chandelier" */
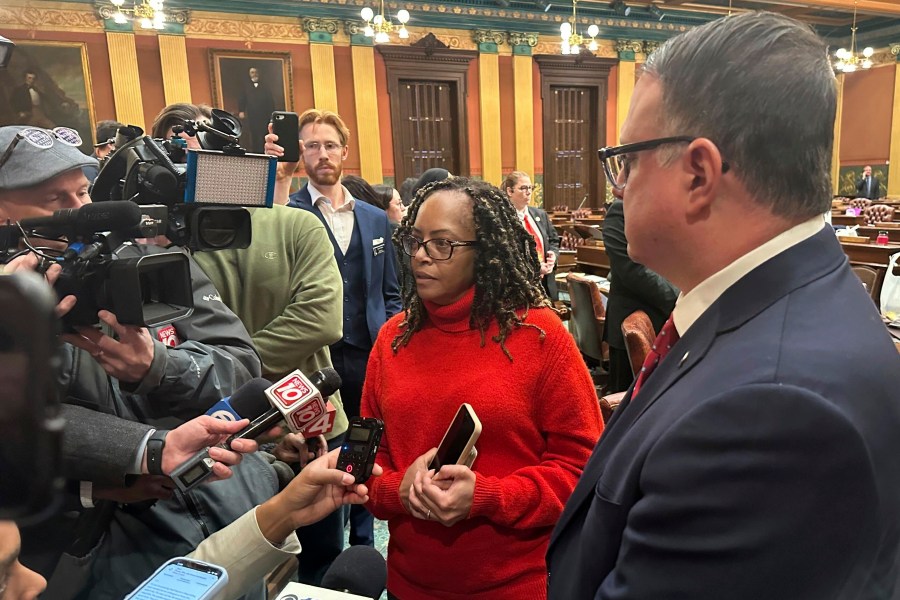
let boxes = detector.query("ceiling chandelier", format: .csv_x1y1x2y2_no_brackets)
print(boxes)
834,0,874,73
360,0,410,44
560,0,599,55
103,0,167,29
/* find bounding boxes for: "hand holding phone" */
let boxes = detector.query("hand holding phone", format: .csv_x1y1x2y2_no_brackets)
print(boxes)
428,404,482,471
125,557,228,600
270,111,300,163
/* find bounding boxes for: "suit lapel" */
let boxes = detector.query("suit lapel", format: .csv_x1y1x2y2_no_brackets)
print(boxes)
528,206,549,249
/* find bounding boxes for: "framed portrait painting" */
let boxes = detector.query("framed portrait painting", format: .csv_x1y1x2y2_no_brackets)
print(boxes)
0,40,96,154
209,49,293,153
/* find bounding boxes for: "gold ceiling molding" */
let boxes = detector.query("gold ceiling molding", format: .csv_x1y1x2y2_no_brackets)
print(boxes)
534,35,616,58
0,2,103,34
185,13,306,42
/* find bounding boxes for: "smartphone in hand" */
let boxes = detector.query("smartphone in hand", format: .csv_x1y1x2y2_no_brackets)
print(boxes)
271,111,300,162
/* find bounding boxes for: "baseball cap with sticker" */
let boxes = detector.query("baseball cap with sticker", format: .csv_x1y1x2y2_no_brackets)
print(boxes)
0,125,98,191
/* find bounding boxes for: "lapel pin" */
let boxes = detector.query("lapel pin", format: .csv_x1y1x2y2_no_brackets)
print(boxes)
679,351,690,367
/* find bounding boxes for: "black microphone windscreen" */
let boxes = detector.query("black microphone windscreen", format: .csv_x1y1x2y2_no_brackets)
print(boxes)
310,367,342,398
227,378,273,420
74,202,142,234
321,546,386,600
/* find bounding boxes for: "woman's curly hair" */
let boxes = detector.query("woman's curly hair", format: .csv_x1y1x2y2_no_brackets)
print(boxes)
391,177,552,360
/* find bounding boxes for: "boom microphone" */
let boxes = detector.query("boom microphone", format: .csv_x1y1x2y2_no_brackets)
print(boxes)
19,202,142,238
321,546,387,600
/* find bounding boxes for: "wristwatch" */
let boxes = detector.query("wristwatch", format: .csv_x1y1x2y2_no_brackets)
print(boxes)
146,429,170,476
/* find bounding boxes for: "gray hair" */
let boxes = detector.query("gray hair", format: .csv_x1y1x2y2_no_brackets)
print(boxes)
643,11,835,220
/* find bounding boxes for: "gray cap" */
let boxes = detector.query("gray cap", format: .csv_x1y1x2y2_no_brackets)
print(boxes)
0,125,99,191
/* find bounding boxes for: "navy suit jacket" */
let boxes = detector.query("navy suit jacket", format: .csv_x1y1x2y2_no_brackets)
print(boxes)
527,206,561,300
289,185,402,343
547,226,900,599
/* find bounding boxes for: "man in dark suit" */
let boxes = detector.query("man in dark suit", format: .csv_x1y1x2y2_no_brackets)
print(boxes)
237,67,275,153
266,108,401,580
855,164,882,199
503,171,561,300
10,70,55,128
547,12,900,599
602,199,678,392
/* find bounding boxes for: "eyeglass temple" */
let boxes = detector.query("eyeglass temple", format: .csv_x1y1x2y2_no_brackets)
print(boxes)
0,135,22,171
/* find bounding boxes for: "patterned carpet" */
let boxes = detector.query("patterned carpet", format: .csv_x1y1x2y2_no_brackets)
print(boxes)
342,516,390,600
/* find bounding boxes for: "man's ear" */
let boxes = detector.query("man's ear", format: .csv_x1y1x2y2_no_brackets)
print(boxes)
682,138,725,218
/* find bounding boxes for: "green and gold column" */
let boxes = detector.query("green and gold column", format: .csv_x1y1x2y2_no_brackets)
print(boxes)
105,30,145,127
474,30,504,186
615,40,640,144
509,32,538,180
158,34,192,105
888,44,900,197
303,19,340,113
832,73,845,196
348,25,383,183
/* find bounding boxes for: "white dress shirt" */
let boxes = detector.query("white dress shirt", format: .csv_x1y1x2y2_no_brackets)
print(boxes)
308,182,356,255
673,216,825,336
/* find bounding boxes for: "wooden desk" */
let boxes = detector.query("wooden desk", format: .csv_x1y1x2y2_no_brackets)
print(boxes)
575,216,605,226
575,244,610,277
857,226,900,244
832,214,867,227
556,250,576,273
840,241,900,267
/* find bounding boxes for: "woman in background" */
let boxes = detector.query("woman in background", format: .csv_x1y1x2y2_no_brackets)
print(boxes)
362,177,602,599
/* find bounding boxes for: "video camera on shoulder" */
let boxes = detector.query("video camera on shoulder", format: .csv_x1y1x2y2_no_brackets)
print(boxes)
1,202,194,329
91,109,276,252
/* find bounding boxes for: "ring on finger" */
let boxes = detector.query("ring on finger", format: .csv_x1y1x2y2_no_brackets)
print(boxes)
426,508,431,520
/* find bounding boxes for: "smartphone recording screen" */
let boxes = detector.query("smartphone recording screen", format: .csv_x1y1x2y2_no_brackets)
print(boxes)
130,562,221,600
431,407,476,470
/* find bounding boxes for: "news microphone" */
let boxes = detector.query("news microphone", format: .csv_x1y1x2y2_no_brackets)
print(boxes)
229,368,342,445
19,202,142,238
321,546,387,600
205,379,271,422
169,378,272,493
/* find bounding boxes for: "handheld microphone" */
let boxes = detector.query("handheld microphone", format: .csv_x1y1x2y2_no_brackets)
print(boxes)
168,378,272,493
321,546,387,600
205,379,271,422
19,202,142,238
228,368,342,445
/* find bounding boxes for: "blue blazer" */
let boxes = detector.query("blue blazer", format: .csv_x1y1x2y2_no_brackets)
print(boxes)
547,226,900,599
289,185,402,343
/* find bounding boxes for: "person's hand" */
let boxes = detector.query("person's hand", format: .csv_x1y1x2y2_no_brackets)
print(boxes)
400,448,436,515
273,433,327,469
61,310,154,382
264,123,303,181
152,416,259,479
410,465,475,527
256,449,383,544
93,475,175,504
540,251,556,276
1,252,77,317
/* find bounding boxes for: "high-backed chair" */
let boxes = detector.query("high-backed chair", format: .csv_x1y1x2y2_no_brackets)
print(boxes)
622,310,655,376
598,391,627,424
566,273,606,366
863,204,893,226
851,264,885,304
850,198,872,212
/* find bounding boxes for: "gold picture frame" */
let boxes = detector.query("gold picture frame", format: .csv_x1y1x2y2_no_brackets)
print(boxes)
0,40,96,153
209,49,294,153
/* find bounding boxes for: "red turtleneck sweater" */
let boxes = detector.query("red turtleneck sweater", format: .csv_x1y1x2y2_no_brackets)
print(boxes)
362,288,603,600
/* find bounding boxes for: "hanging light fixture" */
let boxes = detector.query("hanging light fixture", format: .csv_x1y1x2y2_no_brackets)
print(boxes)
834,0,874,73
104,0,167,29
560,0,599,55
360,0,410,44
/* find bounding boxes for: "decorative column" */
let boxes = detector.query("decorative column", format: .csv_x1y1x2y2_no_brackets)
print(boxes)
303,18,340,113
888,44,900,197
615,40,641,143
509,32,538,179
474,30,505,185
106,31,145,127
158,34,192,105
832,73,845,196
346,22,383,183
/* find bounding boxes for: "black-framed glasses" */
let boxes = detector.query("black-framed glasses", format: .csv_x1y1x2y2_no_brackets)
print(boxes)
0,127,82,171
598,136,730,191
399,234,478,261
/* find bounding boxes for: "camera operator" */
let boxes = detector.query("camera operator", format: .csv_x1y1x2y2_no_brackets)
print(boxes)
0,124,278,599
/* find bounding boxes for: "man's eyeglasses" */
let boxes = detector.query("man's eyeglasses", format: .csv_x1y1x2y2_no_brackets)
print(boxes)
304,141,344,155
0,127,82,171
399,234,478,261
598,136,730,191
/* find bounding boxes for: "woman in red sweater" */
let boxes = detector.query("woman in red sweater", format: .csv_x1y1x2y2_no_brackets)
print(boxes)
361,177,603,599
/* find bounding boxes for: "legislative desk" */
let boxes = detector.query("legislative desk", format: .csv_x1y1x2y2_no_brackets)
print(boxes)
857,226,900,244
575,244,610,277
840,240,900,268
832,214,867,227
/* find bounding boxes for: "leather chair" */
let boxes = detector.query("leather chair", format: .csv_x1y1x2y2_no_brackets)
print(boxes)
850,198,872,212
598,391,627,424
622,310,655,376
566,273,607,366
851,264,885,304
863,204,893,226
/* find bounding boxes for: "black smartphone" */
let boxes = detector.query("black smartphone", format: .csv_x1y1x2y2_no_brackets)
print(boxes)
428,403,482,471
336,416,384,484
270,111,300,162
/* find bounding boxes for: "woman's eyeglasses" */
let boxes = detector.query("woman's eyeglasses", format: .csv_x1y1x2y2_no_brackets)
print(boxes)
399,235,478,261
0,127,83,171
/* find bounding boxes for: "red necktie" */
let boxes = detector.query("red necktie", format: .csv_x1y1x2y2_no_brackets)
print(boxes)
523,215,544,259
631,314,680,397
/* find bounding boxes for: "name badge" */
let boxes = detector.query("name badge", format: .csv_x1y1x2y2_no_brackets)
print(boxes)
373,243,385,257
